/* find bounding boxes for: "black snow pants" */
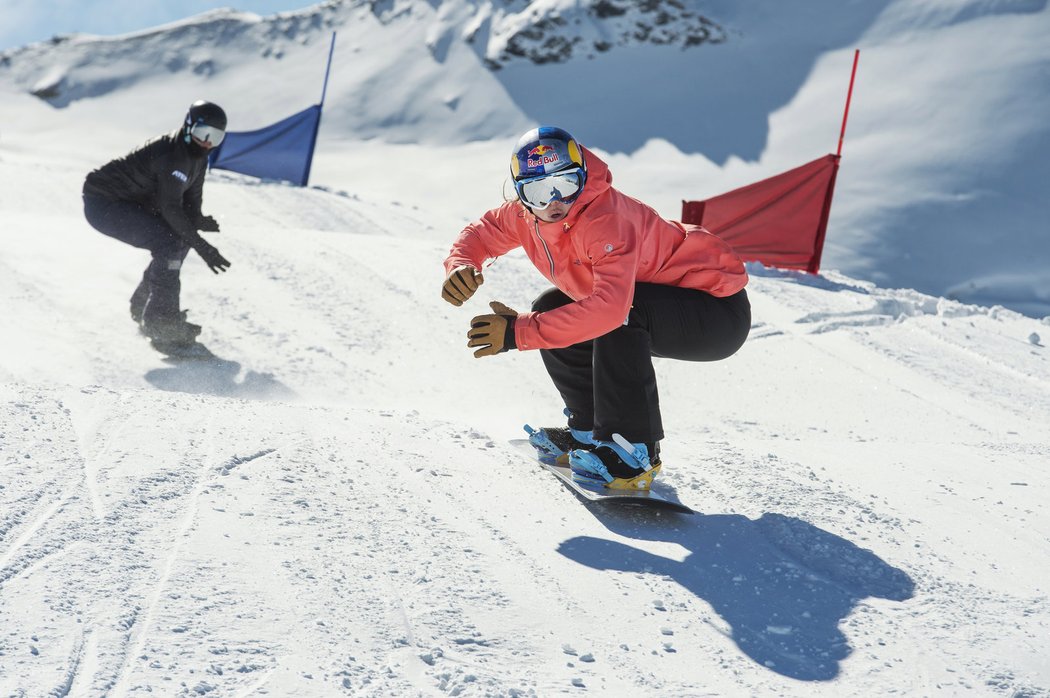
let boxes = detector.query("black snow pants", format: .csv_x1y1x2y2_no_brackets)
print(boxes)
533,283,751,444
83,195,191,325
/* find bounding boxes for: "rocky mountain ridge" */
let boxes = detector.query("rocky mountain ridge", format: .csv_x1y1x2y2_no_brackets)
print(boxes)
0,0,726,107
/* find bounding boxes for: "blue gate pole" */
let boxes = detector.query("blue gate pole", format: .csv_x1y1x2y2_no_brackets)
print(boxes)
303,32,336,186
319,31,336,108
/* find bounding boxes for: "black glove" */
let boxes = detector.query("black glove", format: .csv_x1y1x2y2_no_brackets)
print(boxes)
442,266,484,306
468,301,518,358
193,239,231,274
198,214,220,233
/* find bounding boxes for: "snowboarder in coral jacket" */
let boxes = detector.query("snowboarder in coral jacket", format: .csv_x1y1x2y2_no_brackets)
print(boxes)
442,126,751,490
82,100,231,351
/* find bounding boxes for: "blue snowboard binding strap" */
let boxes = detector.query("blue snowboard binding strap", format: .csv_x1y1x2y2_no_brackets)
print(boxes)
523,424,559,464
524,417,595,465
610,433,652,471
568,433,654,486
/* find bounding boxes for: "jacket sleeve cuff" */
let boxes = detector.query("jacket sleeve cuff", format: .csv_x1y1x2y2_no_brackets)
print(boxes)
513,312,537,351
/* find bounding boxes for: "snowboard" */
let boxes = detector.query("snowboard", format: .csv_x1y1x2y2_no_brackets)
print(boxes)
510,439,694,515
151,339,214,359
152,340,239,370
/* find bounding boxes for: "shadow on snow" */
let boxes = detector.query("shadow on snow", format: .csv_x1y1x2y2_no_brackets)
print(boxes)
144,347,295,401
558,509,914,681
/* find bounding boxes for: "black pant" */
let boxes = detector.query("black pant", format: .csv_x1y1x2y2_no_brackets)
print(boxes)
83,195,190,324
534,284,751,444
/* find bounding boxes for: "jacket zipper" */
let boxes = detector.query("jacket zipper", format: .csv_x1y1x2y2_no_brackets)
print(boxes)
534,218,557,281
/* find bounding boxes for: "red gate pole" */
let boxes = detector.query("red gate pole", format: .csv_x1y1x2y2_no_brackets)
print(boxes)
837,49,860,158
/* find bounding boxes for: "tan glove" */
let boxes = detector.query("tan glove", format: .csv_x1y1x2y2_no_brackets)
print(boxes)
468,301,519,358
442,266,484,306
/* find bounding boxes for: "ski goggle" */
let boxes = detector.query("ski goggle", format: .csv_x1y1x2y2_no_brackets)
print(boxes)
514,167,584,210
188,122,225,147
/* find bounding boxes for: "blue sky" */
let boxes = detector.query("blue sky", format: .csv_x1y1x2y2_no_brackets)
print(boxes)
0,1,316,51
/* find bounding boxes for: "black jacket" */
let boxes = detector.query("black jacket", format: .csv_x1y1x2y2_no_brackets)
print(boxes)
83,129,209,241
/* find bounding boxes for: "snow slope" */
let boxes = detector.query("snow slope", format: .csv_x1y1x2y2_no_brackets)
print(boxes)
1,0,1048,315
2,86,1050,695
1,1,1050,695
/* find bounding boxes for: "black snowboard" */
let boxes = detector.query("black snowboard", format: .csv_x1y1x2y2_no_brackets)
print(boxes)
150,340,239,371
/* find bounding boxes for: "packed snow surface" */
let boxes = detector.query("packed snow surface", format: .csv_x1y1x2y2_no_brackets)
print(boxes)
1,0,1049,695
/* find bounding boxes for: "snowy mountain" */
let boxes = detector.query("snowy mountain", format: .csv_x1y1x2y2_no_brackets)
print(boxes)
1,1,1050,695
2,0,727,101
2,0,1047,316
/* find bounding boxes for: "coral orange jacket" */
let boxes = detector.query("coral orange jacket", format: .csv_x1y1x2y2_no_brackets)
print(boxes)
444,146,748,351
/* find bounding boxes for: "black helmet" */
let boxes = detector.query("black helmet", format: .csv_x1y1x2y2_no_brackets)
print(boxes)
183,100,227,148
185,100,226,129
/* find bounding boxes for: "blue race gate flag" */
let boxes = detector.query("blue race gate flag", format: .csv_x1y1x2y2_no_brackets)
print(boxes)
208,104,322,186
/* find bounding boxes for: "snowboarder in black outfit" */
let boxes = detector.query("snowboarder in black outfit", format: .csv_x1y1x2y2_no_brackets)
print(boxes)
82,100,231,351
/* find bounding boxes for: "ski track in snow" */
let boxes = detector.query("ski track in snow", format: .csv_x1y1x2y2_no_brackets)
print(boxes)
0,481,79,583
108,411,280,697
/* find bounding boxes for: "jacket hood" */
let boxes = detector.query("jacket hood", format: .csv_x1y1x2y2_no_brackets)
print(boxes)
573,144,612,211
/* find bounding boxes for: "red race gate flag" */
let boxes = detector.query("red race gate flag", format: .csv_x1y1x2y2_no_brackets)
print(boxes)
682,50,859,274
681,154,840,273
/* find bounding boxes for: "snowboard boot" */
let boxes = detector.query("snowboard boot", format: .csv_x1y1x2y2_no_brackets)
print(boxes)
141,310,201,352
526,425,596,465
129,268,150,324
569,438,662,490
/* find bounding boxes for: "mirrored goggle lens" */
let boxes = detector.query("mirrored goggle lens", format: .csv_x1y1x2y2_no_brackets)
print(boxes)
190,123,225,147
516,169,583,209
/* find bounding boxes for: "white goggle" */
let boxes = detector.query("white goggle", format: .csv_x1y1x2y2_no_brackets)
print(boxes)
188,122,225,147
514,167,584,210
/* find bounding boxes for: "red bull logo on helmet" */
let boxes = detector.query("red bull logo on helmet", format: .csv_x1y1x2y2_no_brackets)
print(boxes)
526,144,561,169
